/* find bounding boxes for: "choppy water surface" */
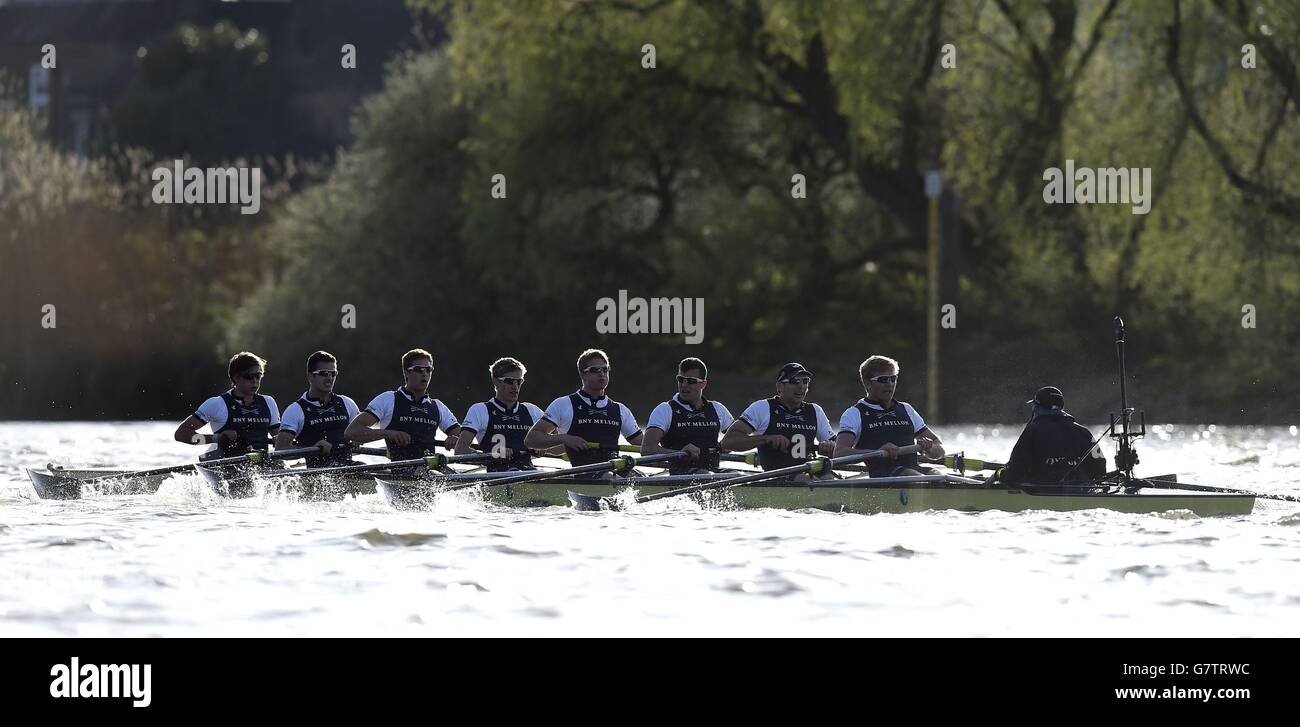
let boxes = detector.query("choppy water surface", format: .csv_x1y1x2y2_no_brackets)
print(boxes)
2,422,1299,636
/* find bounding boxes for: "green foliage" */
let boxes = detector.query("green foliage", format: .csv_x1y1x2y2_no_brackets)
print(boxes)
7,1,1300,420
0,90,308,417
111,21,286,164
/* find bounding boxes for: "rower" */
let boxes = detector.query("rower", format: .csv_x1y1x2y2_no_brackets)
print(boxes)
992,386,1106,485
524,349,643,475
454,357,549,472
273,351,360,468
640,357,734,474
174,352,281,461
720,362,836,480
834,355,944,476
344,348,461,460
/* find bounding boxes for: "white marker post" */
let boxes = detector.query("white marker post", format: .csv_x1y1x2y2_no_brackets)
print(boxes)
925,170,942,423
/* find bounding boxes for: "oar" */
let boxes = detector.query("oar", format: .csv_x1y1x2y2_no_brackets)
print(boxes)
611,444,992,473
46,446,323,487
195,450,499,497
557,442,623,461
940,452,1004,473
352,442,462,457
715,451,995,473
570,445,920,511
1034,475,1300,504
259,451,495,479
439,451,691,492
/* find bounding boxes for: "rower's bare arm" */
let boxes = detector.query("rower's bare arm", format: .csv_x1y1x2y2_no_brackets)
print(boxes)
272,431,296,450
833,432,856,457
640,428,670,456
344,412,386,444
720,421,769,451
526,420,588,451
626,430,644,447
453,429,474,455
524,420,558,449
174,415,208,445
917,427,945,458
834,433,899,458
442,425,462,449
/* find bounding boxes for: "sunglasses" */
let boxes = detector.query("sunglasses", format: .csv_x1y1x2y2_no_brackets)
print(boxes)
311,369,338,378
496,376,525,386
782,377,811,386
868,374,898,384
238,372,264,381
676,375,705,385
406,365,433,374
582,366,610,375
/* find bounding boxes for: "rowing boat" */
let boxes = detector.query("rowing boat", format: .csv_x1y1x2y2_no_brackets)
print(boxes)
374,473,1254,516
23,464,1258,516
25,462,417,501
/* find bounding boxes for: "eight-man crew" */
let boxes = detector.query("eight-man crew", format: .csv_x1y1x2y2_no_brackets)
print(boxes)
344,348,461,460
455,357,549,472
993,386,1106,485
835,355,944,476
172,348,1086,486
721,362,836,480
274,351,360,468
525,348,643,470
640,357,734,474
174,351,281,461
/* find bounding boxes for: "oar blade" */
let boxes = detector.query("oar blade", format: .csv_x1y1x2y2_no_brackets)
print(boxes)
567,490,618,512
375,475,434,510
196,464,257,499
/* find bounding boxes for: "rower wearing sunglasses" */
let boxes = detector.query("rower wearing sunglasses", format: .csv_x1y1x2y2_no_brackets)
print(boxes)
273,351,360,468
174,351,281,461
721,362,837,480
525,348,643,473
345,348,461,460
454,357,549,472
640,357,734,474
834,355,944,476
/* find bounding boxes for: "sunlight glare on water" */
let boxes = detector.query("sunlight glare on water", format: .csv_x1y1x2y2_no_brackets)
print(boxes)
2,422,1298,636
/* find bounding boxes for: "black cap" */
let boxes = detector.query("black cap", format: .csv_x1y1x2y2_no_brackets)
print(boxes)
1027,386,1065,408
776,362,813,382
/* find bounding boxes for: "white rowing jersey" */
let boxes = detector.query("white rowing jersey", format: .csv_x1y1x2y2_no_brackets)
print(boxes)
281,394,361,436
194,392,281,435
541,392,641,438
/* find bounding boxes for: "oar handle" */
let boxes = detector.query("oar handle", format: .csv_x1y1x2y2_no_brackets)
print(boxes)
201,446,322,468
560,442,610,461
942,453,1005,473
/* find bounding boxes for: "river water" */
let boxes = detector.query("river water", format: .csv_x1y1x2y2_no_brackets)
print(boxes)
2,421,1298,637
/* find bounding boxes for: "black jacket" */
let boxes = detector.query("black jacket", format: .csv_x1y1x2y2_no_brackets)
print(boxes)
1002,411,1106,484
